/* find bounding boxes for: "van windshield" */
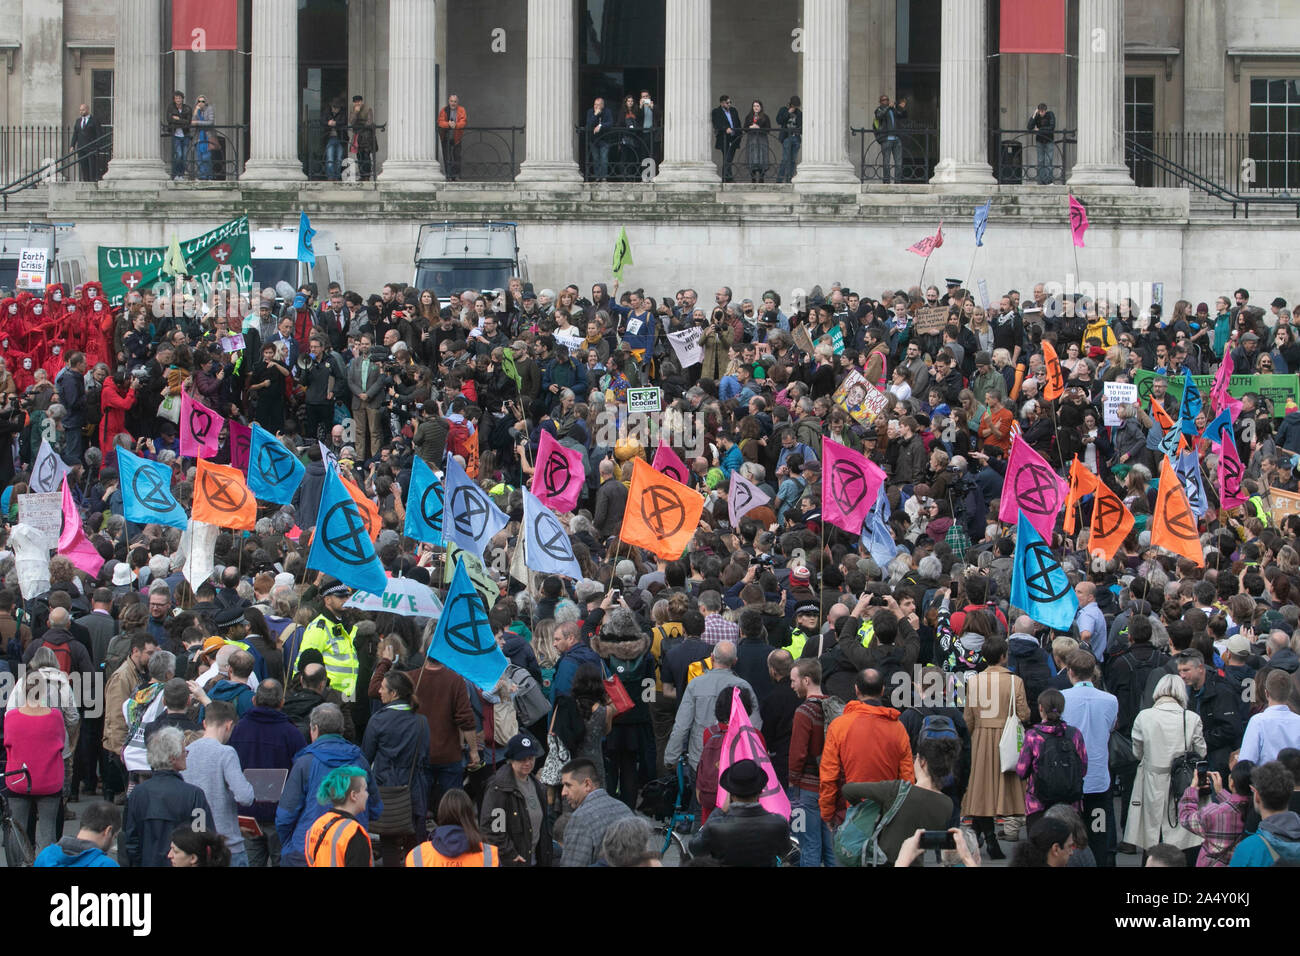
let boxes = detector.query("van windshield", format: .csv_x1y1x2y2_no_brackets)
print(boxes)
414,260,514,297
0,261,17,293
252,259,299,297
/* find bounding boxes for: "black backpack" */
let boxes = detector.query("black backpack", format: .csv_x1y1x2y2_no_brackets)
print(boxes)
1114,644,1169,732
1033,726,1084,806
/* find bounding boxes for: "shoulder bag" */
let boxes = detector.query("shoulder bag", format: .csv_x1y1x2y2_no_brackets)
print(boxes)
998,673,1025,772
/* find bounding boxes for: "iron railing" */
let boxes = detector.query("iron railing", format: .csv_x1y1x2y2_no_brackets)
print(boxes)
990,128,1076,185
0,126,114,186
1127,130,1300,196
435,126,523,182
1,130,113,208
712,128,800,184
1125,135,1300,218
159,125,246,181
575,125,660,182
851,127,938,184
300,121,386,181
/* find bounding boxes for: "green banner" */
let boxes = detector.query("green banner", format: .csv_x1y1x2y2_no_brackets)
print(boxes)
1133,369,1300,418
97,216,253,308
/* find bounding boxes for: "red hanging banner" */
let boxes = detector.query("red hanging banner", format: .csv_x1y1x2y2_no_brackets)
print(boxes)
172,0,238,52
999,0,1066,54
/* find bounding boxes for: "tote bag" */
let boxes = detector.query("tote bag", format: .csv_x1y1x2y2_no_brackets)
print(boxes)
998,674,1025,772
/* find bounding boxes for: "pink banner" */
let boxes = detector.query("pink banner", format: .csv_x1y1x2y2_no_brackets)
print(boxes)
997,436,1068,542
821,438,886,535
180,390,224,459
1220,433,1247,510
906,220,944,257
1068,196,1088,247
57,477,104,578
651,442,690,486
1210,350,1242,420
718,687,790,818
530,430,585,513
228,420,251,473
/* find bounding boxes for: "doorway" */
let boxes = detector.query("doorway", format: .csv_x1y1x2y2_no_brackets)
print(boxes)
299,0,349,179
578,0,665,179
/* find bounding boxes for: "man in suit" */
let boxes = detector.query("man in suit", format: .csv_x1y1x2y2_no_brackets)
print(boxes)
347,333,387,459
267,315,300,372
71,104,104,182
712,95,742,183
584,96,613,182
317,288,349,353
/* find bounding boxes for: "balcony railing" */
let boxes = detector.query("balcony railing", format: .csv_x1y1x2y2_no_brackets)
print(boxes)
574,125,661,182
851,127,938,184
0,126,115,185
300,121,386,181
159,125,247,181
1126,130,1300,195
989,128,1076,185
435,126,524,182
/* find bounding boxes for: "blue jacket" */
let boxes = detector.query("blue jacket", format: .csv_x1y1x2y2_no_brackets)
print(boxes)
123,769,213,868
362,704,431,824
719,444,743,479
501,631,542,683
228,706,307,822
552,642,602,698
35,838,118,867
1230,810,1300,866
208,679,254,717
275,734,381,867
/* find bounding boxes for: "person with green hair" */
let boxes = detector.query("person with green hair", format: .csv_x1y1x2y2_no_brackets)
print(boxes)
304,765,373,867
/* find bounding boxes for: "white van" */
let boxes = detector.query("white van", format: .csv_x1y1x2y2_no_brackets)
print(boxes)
250,227,345,298
412,221,527,294
0,222,89,292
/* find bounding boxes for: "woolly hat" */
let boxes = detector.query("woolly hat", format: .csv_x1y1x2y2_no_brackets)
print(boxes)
601,607,643,642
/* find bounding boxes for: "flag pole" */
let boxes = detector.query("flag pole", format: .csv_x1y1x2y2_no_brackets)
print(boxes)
964,244,979,296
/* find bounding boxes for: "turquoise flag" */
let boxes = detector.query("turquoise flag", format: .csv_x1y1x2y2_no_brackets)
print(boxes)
1176,451,1208,518
1179,368,1203,436
442,453,508,559
247,424,304,506
297,211,317,265
428,558,510,691
1010,511,1078,632
403,456,445,547
119,449,189,529
306,466,389,594
522,488,582,579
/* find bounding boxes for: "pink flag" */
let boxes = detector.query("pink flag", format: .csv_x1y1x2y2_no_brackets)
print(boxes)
997,435,1068,541
1219,433,1247,510
228,420,252,473
821,438,887,534
652,442,690,485
906,220,944,257
1210,350,1242,419
530,430,585,513
180,390,224,459
57,477,104,578
718,687,790,818
1068,195,1088,247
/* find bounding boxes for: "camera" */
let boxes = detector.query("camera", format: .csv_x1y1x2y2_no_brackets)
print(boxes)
918,830,956,851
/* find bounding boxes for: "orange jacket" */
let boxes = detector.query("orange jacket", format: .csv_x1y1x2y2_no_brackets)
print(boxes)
406,840,499,867
438,105,468,144
818,700,914,822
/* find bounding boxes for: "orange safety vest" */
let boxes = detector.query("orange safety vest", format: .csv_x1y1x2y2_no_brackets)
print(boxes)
306,810,372,867
405,841,499,867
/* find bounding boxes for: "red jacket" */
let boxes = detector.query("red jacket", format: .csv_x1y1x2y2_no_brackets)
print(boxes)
819,700,913,822
438,105,468,144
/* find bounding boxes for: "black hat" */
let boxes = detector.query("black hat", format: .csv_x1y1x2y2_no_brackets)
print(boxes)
319,577,350,599
719,758,767,798
212,604,246,629
944,278,962,288
504,733,543,761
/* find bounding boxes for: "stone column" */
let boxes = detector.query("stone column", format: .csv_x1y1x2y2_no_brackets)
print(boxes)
515,0,581,184
380,0,443,182
103,0,166,181
1068,0,1131,185
21,0,63,127
242,0,305,182
793,0,857,187
655,0,718,184
931,0,993,184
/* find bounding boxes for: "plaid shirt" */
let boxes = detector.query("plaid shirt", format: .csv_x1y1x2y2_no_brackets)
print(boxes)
558,788,632,867
702,613,740,647
1177,785,1249,867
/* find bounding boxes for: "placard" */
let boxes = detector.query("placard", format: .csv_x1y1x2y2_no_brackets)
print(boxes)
815,326,844,355
220,333,245,353
17,491,62,550
627,386,662,414
1133,370,1300,419
1103,381,1138,426
913,305,950,336
16,247,48,291
1269,487,1300,519
553,328,583,355
666,327,703,367
832,369,890,426
791,324,815,354
977,279,990,312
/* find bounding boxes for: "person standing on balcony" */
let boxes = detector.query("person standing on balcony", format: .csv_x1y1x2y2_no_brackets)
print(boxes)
191,95,215,181
322,97,348,182
873,94,907,184
167,91,192,182
712,95,742,183
70,104,104,183
1029,102,1056,185
745,100,772,184
584,96,613,182
775,95,802,183
350,95,377,181
438,94,468,182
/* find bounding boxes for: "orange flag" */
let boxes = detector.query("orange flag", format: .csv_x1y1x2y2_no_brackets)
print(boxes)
1151,456,1204,566
1149,398,1188,456
619,457,705,560
1063,456,1098,535
1042,339,1065,401
339,471,381,541
1089,479,1134,560
192,458,257,530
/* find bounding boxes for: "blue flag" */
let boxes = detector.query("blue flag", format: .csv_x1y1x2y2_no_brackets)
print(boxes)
1176,451,1208,518
1201,407,1232,447
973,200,991,248
442,454,508,558
860,508,899,568
428,558,510,691
1010,511,1078,632
247,423,305,505
523,488,582,579
306,466,389,594
119,449,189,529
297,211,316,266
403,456,445,546
1179,368,1203,436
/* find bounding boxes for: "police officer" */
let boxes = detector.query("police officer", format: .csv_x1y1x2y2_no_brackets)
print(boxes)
786,603,820,659
296,578,359,703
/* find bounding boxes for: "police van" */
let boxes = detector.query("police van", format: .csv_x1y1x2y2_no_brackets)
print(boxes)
412,221,527,296
250,226,346,299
